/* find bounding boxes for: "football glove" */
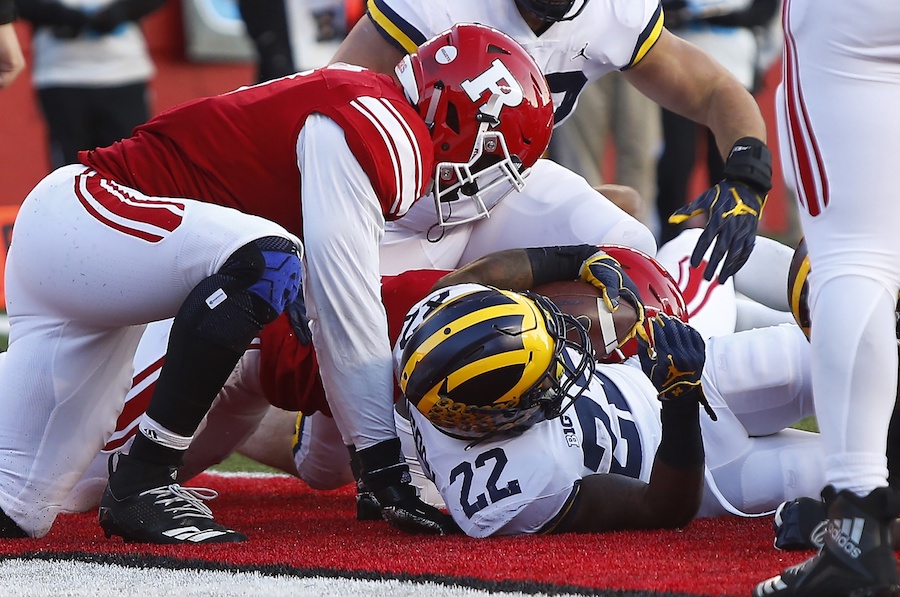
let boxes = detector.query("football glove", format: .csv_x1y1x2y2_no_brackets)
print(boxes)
668,137,772,284
356,438,459,535
773,497,827,551
636,314,716,420
578,250,647,345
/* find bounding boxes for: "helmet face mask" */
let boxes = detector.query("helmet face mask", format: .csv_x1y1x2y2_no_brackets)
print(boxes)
399,287,594,442
515,0,590,22
396,24,554,229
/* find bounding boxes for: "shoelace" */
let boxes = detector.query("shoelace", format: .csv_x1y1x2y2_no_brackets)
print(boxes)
140,485,218,520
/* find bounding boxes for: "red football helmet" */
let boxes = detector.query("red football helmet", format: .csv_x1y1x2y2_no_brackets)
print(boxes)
597,244,688,364
395,23,554,228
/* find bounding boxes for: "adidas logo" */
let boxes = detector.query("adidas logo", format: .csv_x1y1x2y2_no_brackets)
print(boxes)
827,517,865,558
162,526,233,543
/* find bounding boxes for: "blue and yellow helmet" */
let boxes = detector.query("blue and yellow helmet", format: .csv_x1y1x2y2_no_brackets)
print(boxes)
398,287,594,441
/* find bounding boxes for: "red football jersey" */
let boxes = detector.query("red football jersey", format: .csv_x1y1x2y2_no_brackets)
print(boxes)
79,66,434,237
258,268,449,413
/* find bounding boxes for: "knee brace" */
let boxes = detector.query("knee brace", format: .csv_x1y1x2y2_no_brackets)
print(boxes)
144,236,303,438
184,236,302,352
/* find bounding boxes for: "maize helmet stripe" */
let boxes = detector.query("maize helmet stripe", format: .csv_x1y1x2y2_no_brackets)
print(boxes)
399,285,594,440
400,291,537,382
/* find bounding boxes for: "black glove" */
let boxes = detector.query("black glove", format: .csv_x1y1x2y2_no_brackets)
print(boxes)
285,290,312,346
669,137,772,284
637,314,716,420
356,438,459,535
773,497,827,551
579,250,647,344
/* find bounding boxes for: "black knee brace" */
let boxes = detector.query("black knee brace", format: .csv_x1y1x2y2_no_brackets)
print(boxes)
145,236,302,438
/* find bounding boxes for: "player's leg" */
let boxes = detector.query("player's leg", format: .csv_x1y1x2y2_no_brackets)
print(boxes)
0,321,144,537
100,218,302,543
290,410,355,489
178,349,273,482
757,2,900,594
703,324,813,437
698,324,821,517
457,160,658,267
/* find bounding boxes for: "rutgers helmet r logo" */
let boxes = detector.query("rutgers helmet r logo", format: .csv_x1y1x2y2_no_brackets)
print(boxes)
461,59,525,114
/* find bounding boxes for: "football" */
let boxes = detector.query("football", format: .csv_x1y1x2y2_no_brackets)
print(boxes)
532,280,637,359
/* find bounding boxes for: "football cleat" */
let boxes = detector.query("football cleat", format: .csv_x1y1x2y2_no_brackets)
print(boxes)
0,506,27,538
99,483,247,544
99,453,246,544
754,486,900,597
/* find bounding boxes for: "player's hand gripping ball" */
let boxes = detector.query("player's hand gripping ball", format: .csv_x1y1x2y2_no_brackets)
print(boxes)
578,251,646,345
636,314,716,420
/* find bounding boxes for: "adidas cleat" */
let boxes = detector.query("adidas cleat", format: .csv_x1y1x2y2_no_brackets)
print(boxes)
754,486,900,597
99,483,247,544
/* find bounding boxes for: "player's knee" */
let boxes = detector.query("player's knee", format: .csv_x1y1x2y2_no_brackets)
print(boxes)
223,236,303,325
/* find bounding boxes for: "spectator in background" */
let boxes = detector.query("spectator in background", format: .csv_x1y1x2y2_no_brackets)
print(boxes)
0,0,25,88
548,72,662,235
654,0,780,244
238,0,295,83
16,0,165,169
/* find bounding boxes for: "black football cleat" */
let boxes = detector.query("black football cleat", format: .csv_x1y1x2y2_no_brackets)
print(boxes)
355,479,383,521
99,483,247,544
754,486,900,597
99,453,246,544
0,506,27,538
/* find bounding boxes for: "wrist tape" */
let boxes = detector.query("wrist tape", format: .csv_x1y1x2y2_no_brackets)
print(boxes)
724,136,773,194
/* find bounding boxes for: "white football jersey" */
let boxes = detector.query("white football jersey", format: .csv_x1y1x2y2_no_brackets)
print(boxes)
365,0,663,124
393,283,662,537
405,356,662,538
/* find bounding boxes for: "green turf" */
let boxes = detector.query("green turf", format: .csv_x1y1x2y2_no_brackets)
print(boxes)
212,453,283,474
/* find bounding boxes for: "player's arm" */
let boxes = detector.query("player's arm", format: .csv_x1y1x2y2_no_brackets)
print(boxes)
554,445,705,532
625,28,771,283
556,314,712,532
622,27,766,157
433,245,607,291
329,13,406,73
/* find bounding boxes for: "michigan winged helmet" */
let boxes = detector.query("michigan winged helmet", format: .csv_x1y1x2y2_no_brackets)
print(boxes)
398,286,595,441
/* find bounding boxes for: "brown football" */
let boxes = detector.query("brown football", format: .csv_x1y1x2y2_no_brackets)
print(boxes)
532,280,638,359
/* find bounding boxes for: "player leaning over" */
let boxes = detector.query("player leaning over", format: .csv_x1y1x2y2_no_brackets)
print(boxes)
0,24,554,542
334,0,773,285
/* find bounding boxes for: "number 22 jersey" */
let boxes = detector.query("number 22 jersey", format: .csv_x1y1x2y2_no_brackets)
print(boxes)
394,284,663,537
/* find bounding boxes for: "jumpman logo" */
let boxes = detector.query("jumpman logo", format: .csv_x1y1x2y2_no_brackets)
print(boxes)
572,43,590,61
